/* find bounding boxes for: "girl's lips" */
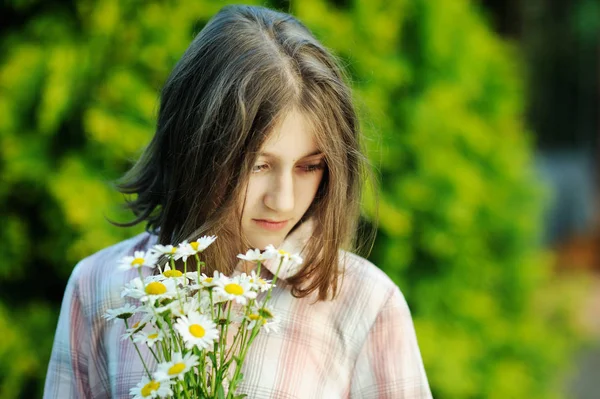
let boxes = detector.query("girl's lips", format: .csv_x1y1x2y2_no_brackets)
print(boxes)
253,219,289,231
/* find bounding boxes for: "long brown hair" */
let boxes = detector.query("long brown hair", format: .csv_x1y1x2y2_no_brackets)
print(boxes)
112,5,376,301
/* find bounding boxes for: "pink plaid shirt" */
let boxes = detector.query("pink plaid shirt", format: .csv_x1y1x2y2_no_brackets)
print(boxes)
44,221,432,398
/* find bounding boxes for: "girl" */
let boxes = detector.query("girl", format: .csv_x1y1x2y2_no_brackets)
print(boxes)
44,5,432,398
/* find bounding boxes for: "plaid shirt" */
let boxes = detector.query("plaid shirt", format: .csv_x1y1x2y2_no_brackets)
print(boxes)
44,221,432,398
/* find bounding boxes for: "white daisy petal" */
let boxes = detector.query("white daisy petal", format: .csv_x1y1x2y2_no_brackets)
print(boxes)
129,376,173,399
237,248,276,263
103,304,138,322
132,328,165,347
117,250,160,271
174,311,219,350
213,275,257,305
174,236,217,262
153,352,199,381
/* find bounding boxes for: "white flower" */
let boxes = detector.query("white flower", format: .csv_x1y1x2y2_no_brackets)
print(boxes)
248,270,273,293
118,250,160,271
141,279,178,304
264,245,303,265
262,317,280,334
237,248,276,263
213,274,257,305
186,271,221,290
154,352,199,381
246,306,279,333
121,315,151,341
132,328,165,347
122,277,178,305
174,310,219,350
103,304,138,322
174,235,217,262
157,265,189,286
155,295,206,318
151,244,179,257
129,376,173,399
121,277,146,300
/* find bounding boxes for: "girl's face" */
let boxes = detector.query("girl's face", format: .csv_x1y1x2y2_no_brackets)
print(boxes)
240,109,325,250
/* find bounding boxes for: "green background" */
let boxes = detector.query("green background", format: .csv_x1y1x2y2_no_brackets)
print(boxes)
0,0,594,398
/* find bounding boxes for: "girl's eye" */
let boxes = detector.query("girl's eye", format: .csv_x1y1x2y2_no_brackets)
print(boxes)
300,163,325,173
252,164,269,173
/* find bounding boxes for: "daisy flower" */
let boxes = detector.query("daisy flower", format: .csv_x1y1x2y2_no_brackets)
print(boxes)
262,317,280,334
237,248,276,263
118,250,160,271
174,235,217,261
174,310,219,350
246,310,279,334
132,328,165,347
151,244,179,258
157,265,188,286
248,270,273,293
155,295,204,318
103,304,138,322
141,279,178,305
121,318,149,341
264,245,303,265
213,274,257,305
121,277,146,300
129,376,173,399
186,271,221,290
153,352,199,381
121,276,177,304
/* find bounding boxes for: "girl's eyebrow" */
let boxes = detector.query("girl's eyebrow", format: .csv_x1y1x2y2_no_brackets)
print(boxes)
258,150,324,160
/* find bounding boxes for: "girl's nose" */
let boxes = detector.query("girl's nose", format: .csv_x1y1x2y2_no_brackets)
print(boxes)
264,172,294,213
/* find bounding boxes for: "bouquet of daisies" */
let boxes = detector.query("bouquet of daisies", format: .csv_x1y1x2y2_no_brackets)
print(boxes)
103,236,302,399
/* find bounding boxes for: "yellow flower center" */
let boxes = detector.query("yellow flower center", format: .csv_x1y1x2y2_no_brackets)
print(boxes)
170,247,177,254
204,277,213,283
249,313,260,321
168,362,186,375
189,324,206,338
145,282,167,295
224,283,244,296
163,269,182,278
131,257,145,266
148,333,159,339
141,380,160,397
278,249,288,256
132,321,140,329
190,242,199,251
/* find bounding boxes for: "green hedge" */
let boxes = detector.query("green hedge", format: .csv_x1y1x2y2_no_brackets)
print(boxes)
0,0,583,397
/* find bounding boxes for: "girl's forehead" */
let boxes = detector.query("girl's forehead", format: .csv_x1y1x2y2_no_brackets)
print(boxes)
260,110,320,160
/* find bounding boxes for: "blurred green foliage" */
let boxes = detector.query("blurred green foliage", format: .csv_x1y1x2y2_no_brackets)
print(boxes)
0,0,586,398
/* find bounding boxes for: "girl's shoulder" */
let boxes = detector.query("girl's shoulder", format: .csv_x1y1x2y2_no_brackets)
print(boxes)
64,232,157,312
335,250,408,315
70,231,156,282
339,250,399,292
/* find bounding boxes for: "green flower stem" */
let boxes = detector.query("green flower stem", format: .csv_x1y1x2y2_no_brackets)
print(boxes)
165,317,182,353
124,319,152,379
228,258,283,397
179,376,192,399
194,347,209,396
147,345,160,363
219,303,233,367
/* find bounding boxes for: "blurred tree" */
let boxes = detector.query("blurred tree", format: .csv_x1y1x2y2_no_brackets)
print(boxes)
0,0,584,398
